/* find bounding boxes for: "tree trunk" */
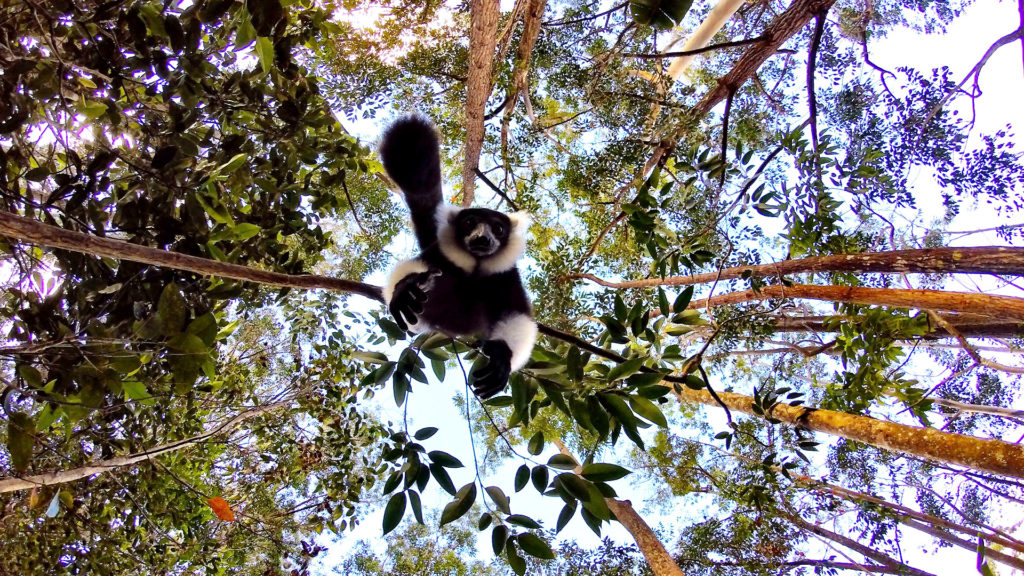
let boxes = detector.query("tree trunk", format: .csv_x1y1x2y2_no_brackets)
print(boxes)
553,439,685,576
0,398,295,493
569,247,1024,289
463,0,500,206
686,284,1024,321
670,385,1024,479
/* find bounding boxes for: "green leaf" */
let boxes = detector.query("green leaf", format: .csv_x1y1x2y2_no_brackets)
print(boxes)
628,394,668,427
556,473,593,503
429,450,464,468
529,465,548,493
626,371,665,388
35,405,59,431
517,533,555,560
231,223,261,241
429,463,456,495
156,283,188,336
352,350,389,364
485,486,511,515
606,357,644,382
657,288,670,316
556,502,577,532
122,380,150,401
382,492,406,534
413,427,438,440
17,364,42,389
514,464,530,492
408,490,424,524
218,153,248,174
492,525,509,555
507,540,526,575
478,512,492,530
7,412,35,472
439,483,477,526
673,286,694,312
24,166,50,182
506,514,542,529
527,431,544,455
547,454,577,470
255,36,274,74
630,0,693,29
581,463,632,482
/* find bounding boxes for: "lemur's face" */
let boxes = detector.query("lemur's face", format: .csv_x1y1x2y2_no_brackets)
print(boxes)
454,209,512,258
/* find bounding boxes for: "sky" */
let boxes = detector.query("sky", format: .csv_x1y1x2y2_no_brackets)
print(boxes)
313,0,1024,573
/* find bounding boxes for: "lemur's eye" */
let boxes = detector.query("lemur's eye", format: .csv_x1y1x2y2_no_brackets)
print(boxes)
463,215,477,227
492,223,505,236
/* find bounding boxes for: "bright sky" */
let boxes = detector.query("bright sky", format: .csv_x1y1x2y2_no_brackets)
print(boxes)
314,1,1024,573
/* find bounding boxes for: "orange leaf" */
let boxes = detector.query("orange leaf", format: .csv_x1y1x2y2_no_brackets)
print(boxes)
206,497,235,521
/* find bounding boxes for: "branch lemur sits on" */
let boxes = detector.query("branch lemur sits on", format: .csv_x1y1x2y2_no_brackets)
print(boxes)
379,116,538,399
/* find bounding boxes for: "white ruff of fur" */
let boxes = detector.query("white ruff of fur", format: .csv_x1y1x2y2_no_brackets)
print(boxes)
490,313,538,370
384,258,429,304
436,205,530,275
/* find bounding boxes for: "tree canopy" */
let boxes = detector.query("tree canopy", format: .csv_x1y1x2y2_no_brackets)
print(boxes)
2,0,1023,574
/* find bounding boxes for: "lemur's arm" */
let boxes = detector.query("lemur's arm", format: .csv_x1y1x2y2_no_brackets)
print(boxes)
379,116,444,251
471,270,538,398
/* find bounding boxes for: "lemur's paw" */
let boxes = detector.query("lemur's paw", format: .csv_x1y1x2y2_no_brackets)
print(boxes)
389,270,439,331
470,340,513,399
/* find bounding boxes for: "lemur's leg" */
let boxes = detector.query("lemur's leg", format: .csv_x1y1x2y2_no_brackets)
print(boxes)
471,313,538,399
384,259,439,332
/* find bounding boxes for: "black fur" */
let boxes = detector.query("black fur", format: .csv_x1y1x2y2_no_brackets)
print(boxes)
379,116,535,399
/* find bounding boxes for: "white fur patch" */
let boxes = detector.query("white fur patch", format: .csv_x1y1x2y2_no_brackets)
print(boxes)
436,204,477,274
383,258,429,304
490,313,538,371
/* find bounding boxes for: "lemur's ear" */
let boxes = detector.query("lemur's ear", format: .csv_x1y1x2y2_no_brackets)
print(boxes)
508,211,531,233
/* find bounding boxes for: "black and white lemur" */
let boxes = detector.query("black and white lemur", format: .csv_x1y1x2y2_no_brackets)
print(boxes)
379,116,537,399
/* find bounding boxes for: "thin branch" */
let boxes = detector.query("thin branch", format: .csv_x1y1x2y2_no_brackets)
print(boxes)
806,11,826,154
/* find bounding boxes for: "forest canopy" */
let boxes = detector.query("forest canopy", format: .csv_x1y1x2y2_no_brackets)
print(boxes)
1,0,1023,574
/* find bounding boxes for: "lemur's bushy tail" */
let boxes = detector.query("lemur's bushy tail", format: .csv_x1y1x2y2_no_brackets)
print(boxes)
379,116,445,250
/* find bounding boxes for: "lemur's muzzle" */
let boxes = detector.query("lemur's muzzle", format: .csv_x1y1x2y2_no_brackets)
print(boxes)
466,225,499,256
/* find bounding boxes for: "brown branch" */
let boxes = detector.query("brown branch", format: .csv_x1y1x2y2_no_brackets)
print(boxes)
920,20,1024,136
901,517,1024,572
463,0,501,206
786,512,936,576
806,11,826,154
0,211,384,302
569,246,1024,288
684,284,1024,321
551,438,684,576
692,0,838,117
926,310,1024,374
0,397,297,493
771,313,1023,340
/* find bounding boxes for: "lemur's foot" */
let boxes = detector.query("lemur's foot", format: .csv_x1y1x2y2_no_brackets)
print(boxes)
470,340,513,399
389,270,439,331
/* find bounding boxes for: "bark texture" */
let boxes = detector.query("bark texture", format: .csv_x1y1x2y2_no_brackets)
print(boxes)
771,313,1023,339
463,0,500,206
687,284,1024,321
672,386,1024,478
570,246,1024,289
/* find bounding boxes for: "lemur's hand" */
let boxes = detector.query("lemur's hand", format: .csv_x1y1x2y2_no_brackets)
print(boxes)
389,270,439,332
470,340,513,399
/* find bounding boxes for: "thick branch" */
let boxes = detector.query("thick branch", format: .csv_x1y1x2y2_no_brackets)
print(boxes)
0,398,295,493
686,284,1024,321
693,0,838,117
771,313,1023,340
0,211,383,302
568,246,1024,289
901,517,1024,572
